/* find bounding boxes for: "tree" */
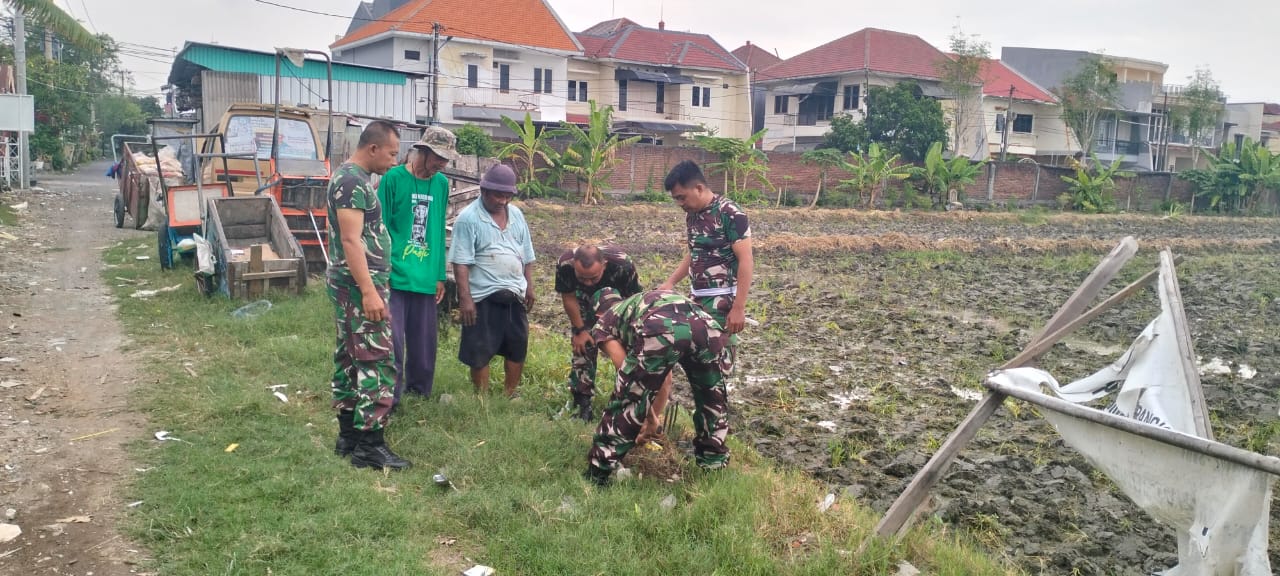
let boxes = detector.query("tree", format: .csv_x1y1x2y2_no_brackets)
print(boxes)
10,0,101,53
800,148,844,208
912,142,986,206
818,113,869,153
936,28,990,156
496,113,555,197
1167,67,1224,169
1181,138,1280,214
863,82,948,162
693,129,770,199
838,143,912,208
555,101,640,205
1055,54,1119,156
454,123,495,157
1061,153,1132,213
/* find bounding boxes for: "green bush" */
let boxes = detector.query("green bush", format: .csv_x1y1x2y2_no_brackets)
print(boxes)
454,124,495,157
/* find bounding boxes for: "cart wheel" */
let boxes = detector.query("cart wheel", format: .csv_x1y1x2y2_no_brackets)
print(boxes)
158,222,174,270
113,194,125,228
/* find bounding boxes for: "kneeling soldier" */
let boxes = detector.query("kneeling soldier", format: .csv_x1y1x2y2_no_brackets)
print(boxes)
583,288,733,485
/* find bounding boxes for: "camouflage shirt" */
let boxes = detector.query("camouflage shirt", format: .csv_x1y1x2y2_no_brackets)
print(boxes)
554,246,643,300
326,162,390,284
686,195,751,291
591,290,717,350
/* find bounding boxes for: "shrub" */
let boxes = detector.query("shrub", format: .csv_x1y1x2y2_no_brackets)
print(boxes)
454,124,495,157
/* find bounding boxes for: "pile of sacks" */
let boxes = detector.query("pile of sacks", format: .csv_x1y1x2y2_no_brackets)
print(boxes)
132,145,185,181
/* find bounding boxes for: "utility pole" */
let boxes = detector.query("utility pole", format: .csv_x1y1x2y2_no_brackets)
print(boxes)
121,70,126,96
1000,84,1014,162
15,9,29,189
1159,90,1171,171
430,22,442,125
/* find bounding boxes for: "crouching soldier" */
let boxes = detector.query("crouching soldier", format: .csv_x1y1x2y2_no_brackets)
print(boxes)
583,288,733,486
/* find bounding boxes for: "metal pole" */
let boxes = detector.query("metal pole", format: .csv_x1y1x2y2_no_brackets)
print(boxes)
271,52,282,162
431,22,441,124
14,9,28,189
1000,85,1014,162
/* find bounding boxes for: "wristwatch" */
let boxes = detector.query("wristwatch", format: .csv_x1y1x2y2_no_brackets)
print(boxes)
572,326,587,335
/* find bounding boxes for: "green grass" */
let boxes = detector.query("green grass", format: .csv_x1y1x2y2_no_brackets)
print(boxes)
105,239,1018,576
0,203,16,226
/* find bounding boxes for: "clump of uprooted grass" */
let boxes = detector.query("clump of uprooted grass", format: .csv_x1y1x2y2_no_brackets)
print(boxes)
104,239,1020,576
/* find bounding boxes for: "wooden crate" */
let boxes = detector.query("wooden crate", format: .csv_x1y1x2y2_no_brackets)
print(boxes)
204,196,307,299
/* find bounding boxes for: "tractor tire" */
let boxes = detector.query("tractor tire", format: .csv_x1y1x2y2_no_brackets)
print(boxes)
113,194,125,228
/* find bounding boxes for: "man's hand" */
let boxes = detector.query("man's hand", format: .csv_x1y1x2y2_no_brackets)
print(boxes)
524,286,536,310
726,306,747,334
636,413,663,445
658,281,673,291
362,289,387,322
459,295,477,326
435,281,446,304
571,330,595,355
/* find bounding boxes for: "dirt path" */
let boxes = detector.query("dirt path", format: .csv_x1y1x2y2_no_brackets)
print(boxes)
0,162,148,575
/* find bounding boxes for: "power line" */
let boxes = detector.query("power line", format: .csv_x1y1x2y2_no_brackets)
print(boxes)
77,0,97,34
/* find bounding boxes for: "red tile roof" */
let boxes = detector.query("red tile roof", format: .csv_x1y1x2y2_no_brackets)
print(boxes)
758,28,946,82
331,0,581,53
1265,103,1280,116
576,21,745,72
976,58,1056,103
730,43,782,71
1263,121,1280,132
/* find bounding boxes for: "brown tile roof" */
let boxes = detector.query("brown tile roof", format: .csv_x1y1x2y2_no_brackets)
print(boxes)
730,43,782,71
331,0,581,53
1263,121,1280,132
976,58,1056,103
1265,103,1280,116
576,21,745,72
758,28,947,82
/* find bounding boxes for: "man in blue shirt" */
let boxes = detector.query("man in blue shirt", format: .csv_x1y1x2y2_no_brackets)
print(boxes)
447,164,536,397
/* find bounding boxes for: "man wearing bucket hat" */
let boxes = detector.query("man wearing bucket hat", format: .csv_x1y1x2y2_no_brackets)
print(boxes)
378,126,459,409
447,164,536,398
583,287,733,486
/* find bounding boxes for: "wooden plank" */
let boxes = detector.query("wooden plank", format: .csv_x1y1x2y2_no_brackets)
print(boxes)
873,236,1140,539
248,245,264,299
240,269,300,281
223,224,269,240
1160,250,1213,440
985,378,1279,475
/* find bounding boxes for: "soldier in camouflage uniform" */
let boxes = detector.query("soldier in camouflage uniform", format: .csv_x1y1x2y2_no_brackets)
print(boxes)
584,287,733,485
555,244,643,421
327,120,411,471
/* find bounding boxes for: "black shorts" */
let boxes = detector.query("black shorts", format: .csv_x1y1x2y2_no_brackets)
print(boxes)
458,290,529,368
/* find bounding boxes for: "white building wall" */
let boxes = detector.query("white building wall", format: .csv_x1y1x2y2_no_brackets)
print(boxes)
259,76,417,123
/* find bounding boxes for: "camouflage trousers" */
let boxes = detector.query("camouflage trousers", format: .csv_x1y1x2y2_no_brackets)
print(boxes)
328,279,396,431
696,293,738,365
568,295,600,396
588,314,733,472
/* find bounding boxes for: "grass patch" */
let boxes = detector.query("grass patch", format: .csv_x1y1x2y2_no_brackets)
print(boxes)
104,239,1018,575
0,203,16,226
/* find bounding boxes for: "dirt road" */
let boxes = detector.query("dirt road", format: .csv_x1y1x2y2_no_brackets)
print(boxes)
0,162,148,575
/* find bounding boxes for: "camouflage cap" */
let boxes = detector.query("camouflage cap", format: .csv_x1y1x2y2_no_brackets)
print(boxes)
413,126,461,161
592,287,623,317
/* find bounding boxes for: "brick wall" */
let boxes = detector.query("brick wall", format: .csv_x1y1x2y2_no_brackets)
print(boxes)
508,143,1197,210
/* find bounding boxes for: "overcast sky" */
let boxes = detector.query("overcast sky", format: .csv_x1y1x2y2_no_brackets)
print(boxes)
70,0,1278,103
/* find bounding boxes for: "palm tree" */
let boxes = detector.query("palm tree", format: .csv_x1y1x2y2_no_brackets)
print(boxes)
555,101,639,205
10,0,101,52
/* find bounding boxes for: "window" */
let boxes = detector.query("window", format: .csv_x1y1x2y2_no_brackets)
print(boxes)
498,64,510,93
578,81,588,102
534,68,552,94
1012,113,1034,133
656,82,665,114
701,87,711,108
467,65,478,88
568,80,578,101
692,85,700,107
796,93,834,125
842,85,860,110
618,79,628,111
774,95,788,114
404,50,421,61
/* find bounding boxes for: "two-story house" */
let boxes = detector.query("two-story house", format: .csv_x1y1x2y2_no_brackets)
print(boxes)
571,19,751,143
973,58,1074,163
1222,102,1280,158
756,28,950,152
730,42,783,140
1002,48,1168,171
330,0,583,132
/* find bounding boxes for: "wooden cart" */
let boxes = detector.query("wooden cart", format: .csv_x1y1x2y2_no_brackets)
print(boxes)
202,196,307,299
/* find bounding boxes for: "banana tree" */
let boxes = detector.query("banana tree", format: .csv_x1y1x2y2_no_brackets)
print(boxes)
839,143,912,208
1060,153,1132,213
496,113,556,197
10,0,101,52
800,148,844,208
912,141,985,207
555,101,639,205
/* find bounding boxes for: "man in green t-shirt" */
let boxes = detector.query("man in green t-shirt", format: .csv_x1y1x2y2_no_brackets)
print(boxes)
378,126,458,408
327,120,409,471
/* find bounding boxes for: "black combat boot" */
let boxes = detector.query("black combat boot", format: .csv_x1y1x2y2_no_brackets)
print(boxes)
334,410,358,457
583,465,611,486
572,392,594,422
350,429,412,471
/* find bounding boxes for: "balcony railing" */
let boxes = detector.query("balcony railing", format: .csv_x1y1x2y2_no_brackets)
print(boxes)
1095,139,1148,156
1168,132,1219,148
618,101,691,122
453,87,542,110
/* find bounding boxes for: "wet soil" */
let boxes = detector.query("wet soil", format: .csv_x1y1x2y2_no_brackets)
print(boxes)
524,200,1280,575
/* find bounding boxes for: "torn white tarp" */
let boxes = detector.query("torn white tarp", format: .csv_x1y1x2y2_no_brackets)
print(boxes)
987,267,1272,576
